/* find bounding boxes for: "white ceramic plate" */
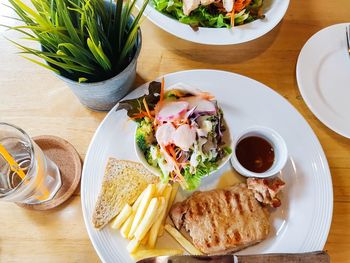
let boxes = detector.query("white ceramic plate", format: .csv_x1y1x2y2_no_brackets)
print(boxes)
136,0,290,45
81,70,333,263
296,23,350,138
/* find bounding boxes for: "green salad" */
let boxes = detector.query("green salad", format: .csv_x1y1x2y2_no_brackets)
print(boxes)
117,81,232,190
152,0,264,29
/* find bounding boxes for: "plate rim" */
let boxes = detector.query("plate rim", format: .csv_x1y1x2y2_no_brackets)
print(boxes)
136,0,290,45
81,69,333,263
296,23,350,138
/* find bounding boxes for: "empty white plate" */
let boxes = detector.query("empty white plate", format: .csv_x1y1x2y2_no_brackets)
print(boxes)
296,23,350,138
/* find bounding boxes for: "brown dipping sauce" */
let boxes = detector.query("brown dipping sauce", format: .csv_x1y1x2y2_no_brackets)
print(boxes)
235,136,275,173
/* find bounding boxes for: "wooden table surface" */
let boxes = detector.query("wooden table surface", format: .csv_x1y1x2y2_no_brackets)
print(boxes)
0,0,349,262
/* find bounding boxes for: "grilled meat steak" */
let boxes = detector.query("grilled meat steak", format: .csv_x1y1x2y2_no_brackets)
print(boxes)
170,183,270,254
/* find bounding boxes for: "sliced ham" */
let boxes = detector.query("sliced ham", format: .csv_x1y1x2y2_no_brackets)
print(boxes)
181,96,216,114
173,124,196,151
200,0,215,6
156,123,196,151
182,0,200,15
223,0,234,12
156,101,189,122
156,123,176,146
159,146,176,173
182,0,231,16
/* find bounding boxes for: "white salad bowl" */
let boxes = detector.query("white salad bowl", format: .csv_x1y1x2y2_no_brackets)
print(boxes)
134,119,233,182
136,0,290,45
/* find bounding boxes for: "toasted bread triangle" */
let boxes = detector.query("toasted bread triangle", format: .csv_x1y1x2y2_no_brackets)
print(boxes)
92,158,158,229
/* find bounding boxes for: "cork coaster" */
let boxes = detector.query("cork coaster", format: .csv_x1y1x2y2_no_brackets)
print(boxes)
17,135,82,210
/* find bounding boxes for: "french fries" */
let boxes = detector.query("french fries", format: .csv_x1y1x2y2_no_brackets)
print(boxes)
158,225,165,237
131,248,184,261
120,213,134,238
156,183,167,196
134,197,159,240
132,190,145,211
128,184,156,239
148,197,167,248
165,224,203,255
116,182,180,257
158,184,179,237
154,197,166,219
140,231,150,245
153,185,172,239
111,204,132,230
167,183,179,215
127,238,140,253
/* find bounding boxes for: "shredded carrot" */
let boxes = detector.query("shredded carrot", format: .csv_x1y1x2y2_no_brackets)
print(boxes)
129,112,148,120
154,102,162,115
174,171,186,187
234,0,252,12
153,117,158,128
230,8,235,27
143,98,153,119
153,78,165,119
160,77,165,103
171,162,185,185
167,145,177,160
171,89,185,98
162,144,186,186
173,118,189,128
257,6,263,17
196,91,215,100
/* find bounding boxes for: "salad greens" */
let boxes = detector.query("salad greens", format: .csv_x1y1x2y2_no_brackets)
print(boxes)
117,81,232,190
117,81,161,118
135,117,155,153
152,0,264,29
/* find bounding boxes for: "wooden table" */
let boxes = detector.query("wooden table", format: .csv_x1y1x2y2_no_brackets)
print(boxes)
0,0,349,262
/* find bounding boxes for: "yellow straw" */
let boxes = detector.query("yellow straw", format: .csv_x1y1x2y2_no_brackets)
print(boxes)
0,143,49,201
0,143,26,179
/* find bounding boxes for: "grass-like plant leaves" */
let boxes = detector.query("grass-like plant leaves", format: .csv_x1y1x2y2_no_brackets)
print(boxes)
3,0,149,82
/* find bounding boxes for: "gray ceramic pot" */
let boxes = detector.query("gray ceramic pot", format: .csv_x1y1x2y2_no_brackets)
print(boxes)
55,29,141,111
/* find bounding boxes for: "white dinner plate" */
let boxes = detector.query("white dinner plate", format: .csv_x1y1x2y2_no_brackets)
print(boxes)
296,23,350,138
81,70,333,263
136,0,290,45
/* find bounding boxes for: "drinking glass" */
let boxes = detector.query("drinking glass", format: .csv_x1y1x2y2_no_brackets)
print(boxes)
0,123,61,204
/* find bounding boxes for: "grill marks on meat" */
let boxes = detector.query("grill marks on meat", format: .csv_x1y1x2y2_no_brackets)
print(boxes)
170,184,270,254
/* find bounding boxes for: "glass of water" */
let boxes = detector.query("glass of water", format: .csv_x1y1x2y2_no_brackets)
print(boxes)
0,122,61,204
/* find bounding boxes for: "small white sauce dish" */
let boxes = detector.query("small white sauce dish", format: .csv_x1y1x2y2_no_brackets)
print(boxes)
230,126,288,178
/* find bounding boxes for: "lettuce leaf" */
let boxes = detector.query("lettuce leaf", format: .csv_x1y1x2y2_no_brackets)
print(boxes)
183,161,218,190
116,81,161,118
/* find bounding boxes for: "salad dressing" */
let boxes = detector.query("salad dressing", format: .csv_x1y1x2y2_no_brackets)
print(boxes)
235,136,274,173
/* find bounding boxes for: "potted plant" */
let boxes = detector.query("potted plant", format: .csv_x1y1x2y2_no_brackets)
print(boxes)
4,0,149,111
